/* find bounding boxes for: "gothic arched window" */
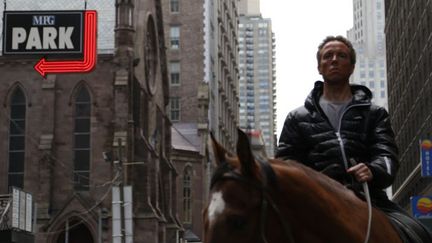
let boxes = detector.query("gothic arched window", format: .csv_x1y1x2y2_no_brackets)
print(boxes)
183,166,192,223
144,15,158,95
73,86,91,190
8,88,26,189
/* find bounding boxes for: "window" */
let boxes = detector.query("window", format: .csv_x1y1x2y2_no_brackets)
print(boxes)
170,61,180,86
170,26,180,49
73,86,91,190
170,97,180,122
377,1,382,9
8,88,26,189
170,0,179,13
183,166,192,223
145,16,158,94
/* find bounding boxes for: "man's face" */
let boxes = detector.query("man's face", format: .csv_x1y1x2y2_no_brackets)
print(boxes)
318,40,354,84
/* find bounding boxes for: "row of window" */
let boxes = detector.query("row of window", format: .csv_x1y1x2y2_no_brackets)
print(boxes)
7,85,194,223
358,59,386,68
238,22,269,29
357,80,386,88
358,70,386,78
6,85,91,191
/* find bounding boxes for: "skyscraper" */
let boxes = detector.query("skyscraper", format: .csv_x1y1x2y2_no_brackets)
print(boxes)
163,0,240,152
204,0,240,151
238,0,277,157
347,0,388,109
162,0,241,240
385,0,432,219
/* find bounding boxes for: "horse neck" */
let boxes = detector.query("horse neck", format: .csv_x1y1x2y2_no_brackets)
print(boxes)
269,161,364,242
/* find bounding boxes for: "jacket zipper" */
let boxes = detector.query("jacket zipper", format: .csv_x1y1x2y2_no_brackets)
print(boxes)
335,103,369,170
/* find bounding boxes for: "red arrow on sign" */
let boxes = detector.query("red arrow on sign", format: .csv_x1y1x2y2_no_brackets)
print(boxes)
34,10,97,77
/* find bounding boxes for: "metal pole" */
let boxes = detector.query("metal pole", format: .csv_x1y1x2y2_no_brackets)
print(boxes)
98,208,102,243
117,138,126,243
33,202,37,233
65,219,69,243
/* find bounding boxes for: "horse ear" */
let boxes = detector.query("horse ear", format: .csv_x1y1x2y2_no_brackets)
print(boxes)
237,128,257,177
208,132,228,166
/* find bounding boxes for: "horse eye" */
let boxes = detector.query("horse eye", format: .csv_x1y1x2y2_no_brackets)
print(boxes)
227,215,247,230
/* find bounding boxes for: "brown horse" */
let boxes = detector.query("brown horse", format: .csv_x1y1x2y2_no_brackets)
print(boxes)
203,129,402,243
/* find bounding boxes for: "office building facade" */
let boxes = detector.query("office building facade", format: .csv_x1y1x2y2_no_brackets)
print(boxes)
238,0,276,157
163,0,241,240
385,0,432,215
347,0,388,109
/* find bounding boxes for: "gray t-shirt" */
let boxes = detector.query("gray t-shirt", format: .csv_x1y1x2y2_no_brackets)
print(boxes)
319,97,351,130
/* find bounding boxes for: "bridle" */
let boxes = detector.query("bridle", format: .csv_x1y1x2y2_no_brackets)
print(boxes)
210,157,296,243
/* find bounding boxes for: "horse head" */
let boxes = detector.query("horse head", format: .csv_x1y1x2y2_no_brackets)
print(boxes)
204,129,291,243
203,129,402,243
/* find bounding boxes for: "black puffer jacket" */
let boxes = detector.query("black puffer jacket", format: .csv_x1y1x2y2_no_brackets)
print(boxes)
276,81,399,191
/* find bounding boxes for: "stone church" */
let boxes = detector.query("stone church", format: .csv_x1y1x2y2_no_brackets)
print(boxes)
0,0,181,242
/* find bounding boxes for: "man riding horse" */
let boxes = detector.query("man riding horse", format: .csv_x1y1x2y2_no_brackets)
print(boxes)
276,35,432,242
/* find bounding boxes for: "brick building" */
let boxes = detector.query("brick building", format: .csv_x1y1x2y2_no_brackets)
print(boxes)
0,0,181,242
162,0,241,241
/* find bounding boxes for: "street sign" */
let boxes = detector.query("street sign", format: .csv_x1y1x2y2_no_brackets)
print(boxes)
411,196,432,218
112,186,133,243
420,139,432,177
3,11,84,56
2,10,97,77
33,10,97,77
12,189,19,229
10,188,33,232
25,194,32,232
123,186,133,243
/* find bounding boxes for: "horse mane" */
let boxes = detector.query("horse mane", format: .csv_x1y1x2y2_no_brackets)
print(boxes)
222,153,355,199
218,155,356,209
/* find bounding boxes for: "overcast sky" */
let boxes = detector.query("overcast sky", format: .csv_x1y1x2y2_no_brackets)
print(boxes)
260,0,353,138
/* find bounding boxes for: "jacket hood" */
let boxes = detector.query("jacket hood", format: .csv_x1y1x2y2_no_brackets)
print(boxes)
305,81,372,111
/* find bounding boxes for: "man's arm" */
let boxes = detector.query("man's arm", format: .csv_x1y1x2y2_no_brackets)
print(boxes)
365,107,399,189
